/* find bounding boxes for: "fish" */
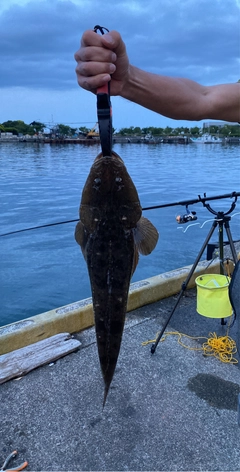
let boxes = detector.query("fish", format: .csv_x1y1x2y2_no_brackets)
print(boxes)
75,151,159,407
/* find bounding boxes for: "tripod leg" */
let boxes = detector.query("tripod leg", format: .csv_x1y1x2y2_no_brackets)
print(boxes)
224,220,238,265
218,221,226,325
219,218,238,325
223,220,239,324
219,220,224,275
151,220,218,354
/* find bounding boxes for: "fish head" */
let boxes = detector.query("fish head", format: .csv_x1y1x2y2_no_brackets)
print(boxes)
80,151,142,231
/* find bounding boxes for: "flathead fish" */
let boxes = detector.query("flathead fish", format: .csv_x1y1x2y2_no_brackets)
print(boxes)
75,151,158,406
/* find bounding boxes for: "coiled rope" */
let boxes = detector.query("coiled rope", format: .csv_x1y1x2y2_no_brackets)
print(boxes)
142,328,238,364
203,332,237,363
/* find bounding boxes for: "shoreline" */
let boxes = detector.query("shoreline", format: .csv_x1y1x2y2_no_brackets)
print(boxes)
1,136,240,144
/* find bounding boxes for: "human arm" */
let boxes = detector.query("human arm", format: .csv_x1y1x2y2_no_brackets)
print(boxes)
75,30,240,122
122,67,240,122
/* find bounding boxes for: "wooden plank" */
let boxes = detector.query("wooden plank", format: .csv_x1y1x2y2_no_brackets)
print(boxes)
0,332,81,384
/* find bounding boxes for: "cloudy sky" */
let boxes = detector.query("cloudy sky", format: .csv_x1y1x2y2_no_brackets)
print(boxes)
0,0,239,131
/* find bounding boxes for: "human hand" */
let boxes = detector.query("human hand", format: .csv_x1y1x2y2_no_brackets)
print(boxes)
74,29,130,96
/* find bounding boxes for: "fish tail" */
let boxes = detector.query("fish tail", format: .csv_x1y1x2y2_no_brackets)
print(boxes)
102,382,111,410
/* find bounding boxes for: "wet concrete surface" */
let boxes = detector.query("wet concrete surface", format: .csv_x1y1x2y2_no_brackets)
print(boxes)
0,289,240,471
187,373,240,410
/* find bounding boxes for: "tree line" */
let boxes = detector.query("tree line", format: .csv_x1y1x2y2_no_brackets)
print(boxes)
0,120,239,137
118,125,240,137
0,120,77,137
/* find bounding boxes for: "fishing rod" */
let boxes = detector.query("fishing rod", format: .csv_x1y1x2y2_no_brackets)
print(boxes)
0,219,78,237
143,190,240,211
1,191,239,237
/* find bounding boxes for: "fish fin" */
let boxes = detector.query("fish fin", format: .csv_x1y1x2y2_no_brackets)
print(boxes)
75,220,85,246
131,246,139,276
74,221,89,260
133,216,159,255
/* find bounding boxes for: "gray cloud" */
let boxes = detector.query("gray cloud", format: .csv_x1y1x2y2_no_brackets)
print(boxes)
0,0,239,91
0,0,80,88
124,0,239,83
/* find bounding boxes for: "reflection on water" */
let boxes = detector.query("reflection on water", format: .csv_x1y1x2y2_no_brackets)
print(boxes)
0,142,239,326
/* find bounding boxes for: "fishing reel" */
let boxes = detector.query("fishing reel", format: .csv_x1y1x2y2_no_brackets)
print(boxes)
176,205,197,224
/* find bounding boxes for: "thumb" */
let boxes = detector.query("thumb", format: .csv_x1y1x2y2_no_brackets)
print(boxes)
102,30,127,56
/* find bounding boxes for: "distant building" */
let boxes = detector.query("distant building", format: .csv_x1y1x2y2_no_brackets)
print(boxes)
0,132,18,139
203,121,239,129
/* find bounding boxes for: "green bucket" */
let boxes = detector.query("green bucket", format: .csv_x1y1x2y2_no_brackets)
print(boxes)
195,274,232,318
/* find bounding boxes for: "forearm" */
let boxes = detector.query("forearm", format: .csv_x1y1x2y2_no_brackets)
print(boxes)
121,65,240,122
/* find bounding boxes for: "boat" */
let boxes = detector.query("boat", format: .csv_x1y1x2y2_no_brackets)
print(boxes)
190,134,222,144
141,134,162,144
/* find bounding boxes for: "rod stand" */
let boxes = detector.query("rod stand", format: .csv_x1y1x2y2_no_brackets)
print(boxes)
151,207,238,355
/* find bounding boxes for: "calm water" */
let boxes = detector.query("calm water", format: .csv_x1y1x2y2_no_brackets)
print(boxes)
0,141,239,326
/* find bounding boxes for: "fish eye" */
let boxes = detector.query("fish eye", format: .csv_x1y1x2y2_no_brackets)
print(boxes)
115,177,122,183
93,178,101,185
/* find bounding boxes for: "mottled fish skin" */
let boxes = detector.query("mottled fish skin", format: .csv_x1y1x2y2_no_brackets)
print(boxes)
75,151,158,407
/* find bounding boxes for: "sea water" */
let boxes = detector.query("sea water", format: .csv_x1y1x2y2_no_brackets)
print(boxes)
0,141,239,326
